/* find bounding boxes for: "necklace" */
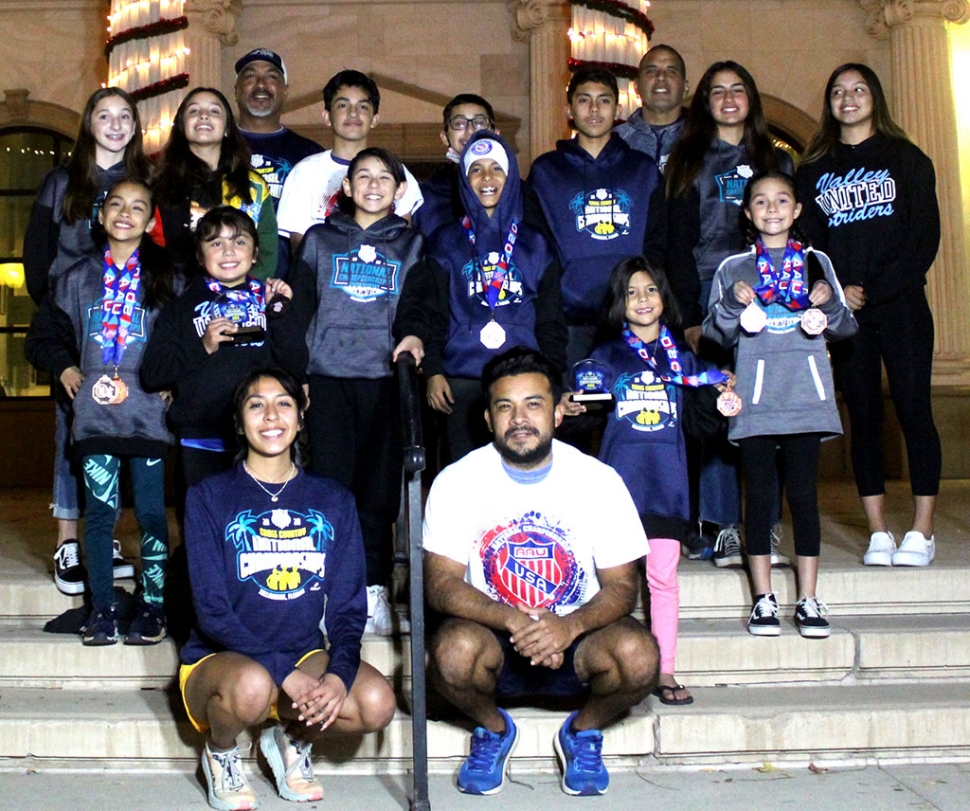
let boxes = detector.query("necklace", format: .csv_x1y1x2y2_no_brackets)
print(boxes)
243,461,296,502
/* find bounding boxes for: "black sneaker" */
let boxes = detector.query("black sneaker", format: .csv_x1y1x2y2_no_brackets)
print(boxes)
713,524,743,568
125,599,167,645
112,539,136,580
53,540,86,595
682,528,714,561
794,596,831,639
747,592,780,636
82,605,119,646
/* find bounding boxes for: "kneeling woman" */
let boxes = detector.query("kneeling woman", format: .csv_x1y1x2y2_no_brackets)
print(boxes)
179,367,396,811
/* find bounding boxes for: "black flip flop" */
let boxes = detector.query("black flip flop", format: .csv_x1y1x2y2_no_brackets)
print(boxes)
653,684,694,706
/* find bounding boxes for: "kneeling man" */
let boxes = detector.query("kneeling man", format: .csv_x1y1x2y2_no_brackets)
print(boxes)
423,347,659,796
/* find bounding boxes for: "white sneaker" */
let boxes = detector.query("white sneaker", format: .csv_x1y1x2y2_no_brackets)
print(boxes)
259,725,323,802
770,523,791,567
863,531,896,566
112,539,135,580
202,743,259,811
365,585,394,636
891,531,935,567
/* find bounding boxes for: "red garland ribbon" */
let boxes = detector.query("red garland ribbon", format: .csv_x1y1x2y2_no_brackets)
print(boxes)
568,57,639,81
128,73,190,102
567,0,655,38
104,16,190,60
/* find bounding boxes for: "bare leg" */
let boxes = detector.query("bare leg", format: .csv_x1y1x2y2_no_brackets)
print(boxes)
429,619,507,733
572,617,657,731
912,495,936,537
861,494,888,534
796,555,819,599
57,519,78,545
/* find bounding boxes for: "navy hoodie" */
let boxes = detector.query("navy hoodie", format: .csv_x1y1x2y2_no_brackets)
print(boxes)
526,134,666,322
394,131,567,378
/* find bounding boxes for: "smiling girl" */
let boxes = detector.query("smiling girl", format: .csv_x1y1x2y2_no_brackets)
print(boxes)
24,87,151,596
704,171,857,638
154,87,278,279
797,64,942,569
141,207,306,507
27,179,175,645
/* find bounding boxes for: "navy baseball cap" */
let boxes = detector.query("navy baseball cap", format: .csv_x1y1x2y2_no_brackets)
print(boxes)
235,48,288,84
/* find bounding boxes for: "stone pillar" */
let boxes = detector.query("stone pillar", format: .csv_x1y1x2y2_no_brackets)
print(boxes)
507,0,572,166
183,0,242,90
860,0,970,382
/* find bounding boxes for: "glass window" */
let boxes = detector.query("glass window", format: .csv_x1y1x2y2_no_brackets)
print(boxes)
0,127,74,396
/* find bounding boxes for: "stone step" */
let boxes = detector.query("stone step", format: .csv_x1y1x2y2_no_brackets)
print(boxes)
4,613,970,691
3,682,969,771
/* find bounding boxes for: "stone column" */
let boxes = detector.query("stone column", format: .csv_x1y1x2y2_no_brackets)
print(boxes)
183,0,242,90
860,0,970,381
507,0,572,167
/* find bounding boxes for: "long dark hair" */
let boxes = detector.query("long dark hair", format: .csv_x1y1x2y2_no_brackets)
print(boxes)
739,170,810,247
154,87,252,206
62,88,151,224
602,255,681,339
92,179,174,310
801,63,908,164
233,367,308,464
666,61,780,199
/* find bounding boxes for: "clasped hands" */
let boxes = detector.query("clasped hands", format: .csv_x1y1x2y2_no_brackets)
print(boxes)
508,602,578,671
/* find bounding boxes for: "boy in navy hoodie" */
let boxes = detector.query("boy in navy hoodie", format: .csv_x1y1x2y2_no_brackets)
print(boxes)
526,67,667,368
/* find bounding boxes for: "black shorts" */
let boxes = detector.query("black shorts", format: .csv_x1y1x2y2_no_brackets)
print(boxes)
493,629,588,699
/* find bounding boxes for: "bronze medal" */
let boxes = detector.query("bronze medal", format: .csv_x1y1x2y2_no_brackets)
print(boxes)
800,307,828,336
717,390,742,417
92,373,128,406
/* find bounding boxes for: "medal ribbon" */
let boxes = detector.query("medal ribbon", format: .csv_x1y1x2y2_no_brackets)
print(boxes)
622,323,728,387
462,216,518,310
753,236,811,311
101,247,142,368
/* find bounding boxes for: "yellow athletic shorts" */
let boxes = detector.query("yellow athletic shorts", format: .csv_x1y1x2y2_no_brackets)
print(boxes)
179,649,324,734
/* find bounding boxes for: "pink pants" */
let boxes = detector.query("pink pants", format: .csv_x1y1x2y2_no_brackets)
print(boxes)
646,538,681,675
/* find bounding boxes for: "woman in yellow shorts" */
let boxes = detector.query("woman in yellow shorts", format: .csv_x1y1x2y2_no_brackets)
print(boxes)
178,367,395,810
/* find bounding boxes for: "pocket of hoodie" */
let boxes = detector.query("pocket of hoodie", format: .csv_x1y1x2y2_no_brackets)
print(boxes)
315,325,391,375
807,355,826,401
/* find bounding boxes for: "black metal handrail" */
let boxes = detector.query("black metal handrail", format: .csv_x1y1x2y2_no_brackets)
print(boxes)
396,353,430,811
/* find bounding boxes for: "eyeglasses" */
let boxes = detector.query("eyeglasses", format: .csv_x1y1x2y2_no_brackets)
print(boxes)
448,115,491,132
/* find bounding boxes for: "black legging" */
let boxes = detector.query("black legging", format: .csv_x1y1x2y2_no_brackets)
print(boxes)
739,433,822,558
830,288,941,498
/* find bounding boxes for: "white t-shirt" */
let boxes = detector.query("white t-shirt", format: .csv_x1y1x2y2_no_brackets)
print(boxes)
276,149,424,237
423,440,649,616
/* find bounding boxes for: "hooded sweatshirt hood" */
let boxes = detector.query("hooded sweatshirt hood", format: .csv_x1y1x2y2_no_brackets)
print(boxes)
458,130,523,257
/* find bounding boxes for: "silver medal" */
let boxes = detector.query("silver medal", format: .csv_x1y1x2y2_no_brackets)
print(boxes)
480,320,506,349
739,301,767,334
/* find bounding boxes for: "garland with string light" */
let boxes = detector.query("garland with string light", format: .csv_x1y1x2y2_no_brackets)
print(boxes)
567,0,654,39
104,15,189,59
128,72,190,102
568,57,638,80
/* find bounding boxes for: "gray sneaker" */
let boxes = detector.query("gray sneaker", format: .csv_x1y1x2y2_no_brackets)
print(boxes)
770,524,791,567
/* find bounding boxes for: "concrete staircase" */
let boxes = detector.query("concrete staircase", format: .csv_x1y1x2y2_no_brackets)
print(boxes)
1,481,969,778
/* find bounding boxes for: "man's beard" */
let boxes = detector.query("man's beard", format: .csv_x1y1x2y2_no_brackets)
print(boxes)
493,426,553,469
243,98,276,119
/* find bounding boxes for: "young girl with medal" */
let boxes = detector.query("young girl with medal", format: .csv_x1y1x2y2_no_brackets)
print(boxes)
153,87,278,280
179,367,395,811
704,171,857,638
24,87,151,596
588,256,736,706
141,206,306,510
394,131,567,463
26,179,175,645
289,147,423,636
797,64,942,569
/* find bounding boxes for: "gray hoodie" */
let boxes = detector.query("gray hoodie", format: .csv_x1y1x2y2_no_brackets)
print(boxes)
703,246,857,442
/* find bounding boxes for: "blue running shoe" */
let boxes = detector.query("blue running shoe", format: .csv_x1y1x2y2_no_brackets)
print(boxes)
457,708,518,795
553,711,609,795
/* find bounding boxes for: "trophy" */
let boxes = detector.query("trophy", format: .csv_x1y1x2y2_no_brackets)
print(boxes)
571,358,612,403
212,292,265,343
